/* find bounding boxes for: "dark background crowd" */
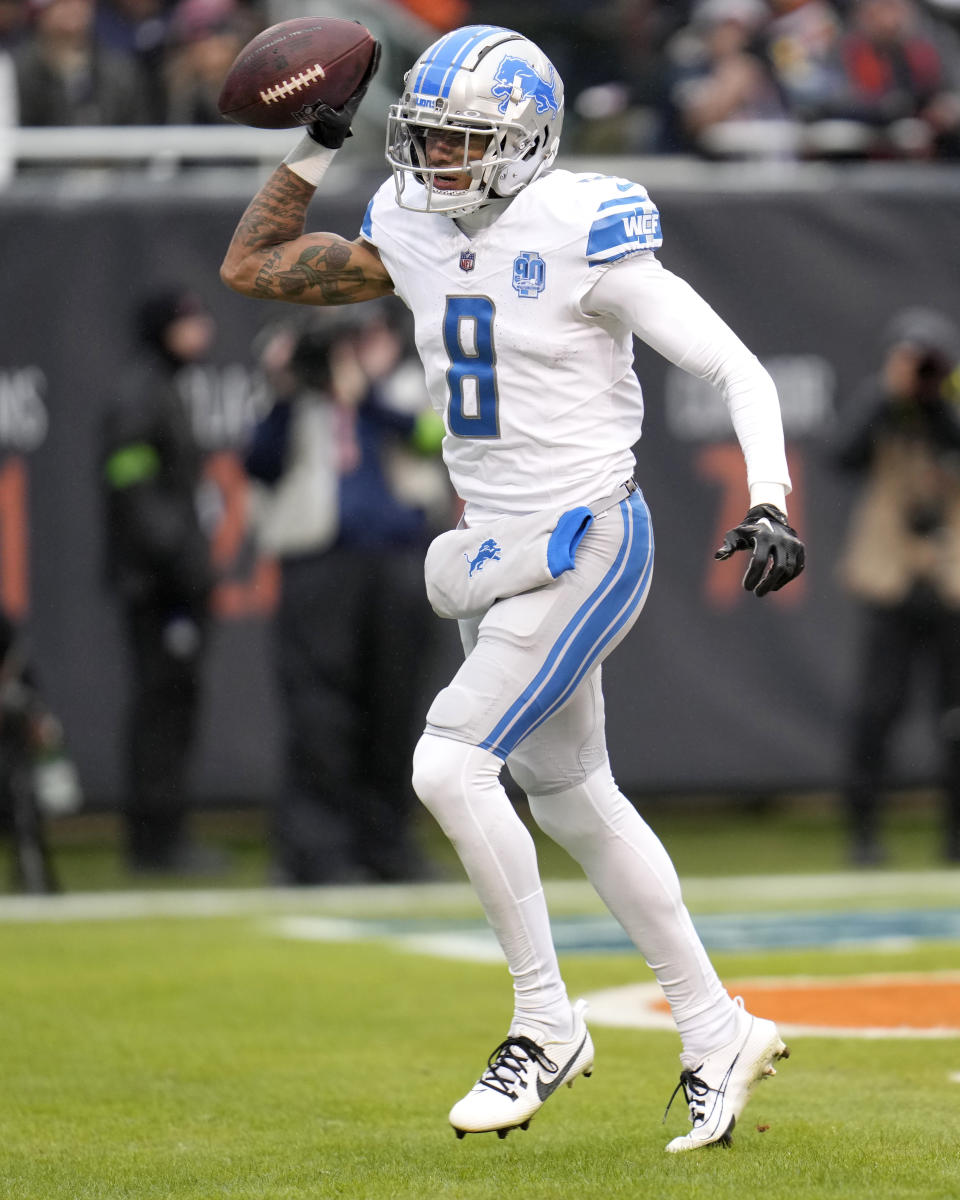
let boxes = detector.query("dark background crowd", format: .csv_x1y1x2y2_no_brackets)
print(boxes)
2,0,960,159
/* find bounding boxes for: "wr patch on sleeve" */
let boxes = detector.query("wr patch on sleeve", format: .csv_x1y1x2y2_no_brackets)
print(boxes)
585,183,662,266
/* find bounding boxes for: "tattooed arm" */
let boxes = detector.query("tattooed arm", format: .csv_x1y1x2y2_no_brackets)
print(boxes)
220,165,394,306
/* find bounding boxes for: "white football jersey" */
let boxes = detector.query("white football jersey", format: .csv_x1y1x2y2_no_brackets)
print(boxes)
360,169,663,520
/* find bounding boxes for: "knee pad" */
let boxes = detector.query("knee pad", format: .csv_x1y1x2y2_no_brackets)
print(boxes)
411,733,500,823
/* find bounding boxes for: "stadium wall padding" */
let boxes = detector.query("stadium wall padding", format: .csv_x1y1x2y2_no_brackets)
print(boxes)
1,174,957,804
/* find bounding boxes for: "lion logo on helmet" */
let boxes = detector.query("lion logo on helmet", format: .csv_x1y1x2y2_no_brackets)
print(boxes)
489,56,560,117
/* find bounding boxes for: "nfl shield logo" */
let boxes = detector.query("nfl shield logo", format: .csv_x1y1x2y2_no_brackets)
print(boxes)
459,250,476,273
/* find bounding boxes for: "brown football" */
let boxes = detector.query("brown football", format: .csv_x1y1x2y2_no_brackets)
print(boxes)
217,17,376,130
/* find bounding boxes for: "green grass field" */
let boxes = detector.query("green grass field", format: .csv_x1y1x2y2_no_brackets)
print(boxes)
2,799,959,1199
34,787,960,893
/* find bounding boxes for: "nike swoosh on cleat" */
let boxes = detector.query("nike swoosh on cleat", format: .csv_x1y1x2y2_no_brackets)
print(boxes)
535,1033,589,1102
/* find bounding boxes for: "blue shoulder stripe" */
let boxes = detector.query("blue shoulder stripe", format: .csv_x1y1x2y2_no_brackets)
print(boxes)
596,191,649,213
586,203,662,265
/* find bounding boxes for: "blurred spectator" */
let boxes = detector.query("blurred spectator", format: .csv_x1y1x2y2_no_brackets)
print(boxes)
0,609,82,893
764,0,849,119
101,285,219,875
661,0,792,155
163,0,259,124
833,306,960,865
392,0,469,31
245,306,449,885
13,0,151,125
95,0,173,124
568,0,675,153
0,0,29,49
837,0,960,156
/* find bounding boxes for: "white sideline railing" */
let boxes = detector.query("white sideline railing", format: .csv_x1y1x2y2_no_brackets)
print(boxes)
3,125,960,195
9,124,313,164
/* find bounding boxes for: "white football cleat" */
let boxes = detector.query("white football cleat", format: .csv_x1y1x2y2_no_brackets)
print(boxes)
450,999,594,1138
663,1004,789,1152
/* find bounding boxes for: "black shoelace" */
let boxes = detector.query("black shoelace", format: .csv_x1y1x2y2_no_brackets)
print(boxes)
662,1067,709,1126
479,1036,558,1099
663,1052,741,1128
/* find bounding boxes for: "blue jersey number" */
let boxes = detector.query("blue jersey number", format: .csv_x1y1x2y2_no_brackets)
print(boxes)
443,296,500,438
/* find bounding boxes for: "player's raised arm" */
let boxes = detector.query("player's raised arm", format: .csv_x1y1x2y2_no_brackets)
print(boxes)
220,167,392,305
220,35,393,306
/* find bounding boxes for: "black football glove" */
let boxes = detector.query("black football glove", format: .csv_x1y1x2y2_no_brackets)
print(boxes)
714,503,805,597
306,37,382,149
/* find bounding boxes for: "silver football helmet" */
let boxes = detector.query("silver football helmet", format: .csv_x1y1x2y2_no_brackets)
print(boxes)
385,25,564,217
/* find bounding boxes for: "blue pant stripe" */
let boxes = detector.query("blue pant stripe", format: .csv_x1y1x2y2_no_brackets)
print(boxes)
515,518,653,749
480,495,652,758
480,503,634,753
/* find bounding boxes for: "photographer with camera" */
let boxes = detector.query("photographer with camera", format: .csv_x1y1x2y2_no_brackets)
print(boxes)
834,306,960,865
0,609,83,893
245,306,448,885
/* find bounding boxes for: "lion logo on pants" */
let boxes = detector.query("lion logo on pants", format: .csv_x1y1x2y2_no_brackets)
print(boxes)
465,538,502,577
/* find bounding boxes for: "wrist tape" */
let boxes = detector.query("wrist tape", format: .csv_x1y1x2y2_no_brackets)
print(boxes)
282,135,337,187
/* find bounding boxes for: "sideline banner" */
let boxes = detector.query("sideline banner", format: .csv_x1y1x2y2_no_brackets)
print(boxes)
0,181,955,802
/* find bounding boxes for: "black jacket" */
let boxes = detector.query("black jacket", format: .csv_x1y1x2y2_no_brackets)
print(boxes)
101,350,213,611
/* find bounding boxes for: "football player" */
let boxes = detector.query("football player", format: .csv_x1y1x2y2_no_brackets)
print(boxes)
221,24,805,1152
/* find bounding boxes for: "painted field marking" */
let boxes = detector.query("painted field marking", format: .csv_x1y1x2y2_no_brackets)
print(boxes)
271,915,506,962
583,972,960,1039
267,916,960,1039
3,881,956,1040
268,907,960,959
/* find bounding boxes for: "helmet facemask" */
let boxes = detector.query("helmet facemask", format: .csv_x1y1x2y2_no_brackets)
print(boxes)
387,108,544,216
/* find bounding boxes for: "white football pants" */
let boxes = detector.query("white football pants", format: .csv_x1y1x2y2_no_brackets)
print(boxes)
412,493,738,1062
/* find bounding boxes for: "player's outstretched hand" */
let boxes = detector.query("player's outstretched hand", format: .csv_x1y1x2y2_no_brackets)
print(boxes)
714,503,805,597
307,39,382,149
